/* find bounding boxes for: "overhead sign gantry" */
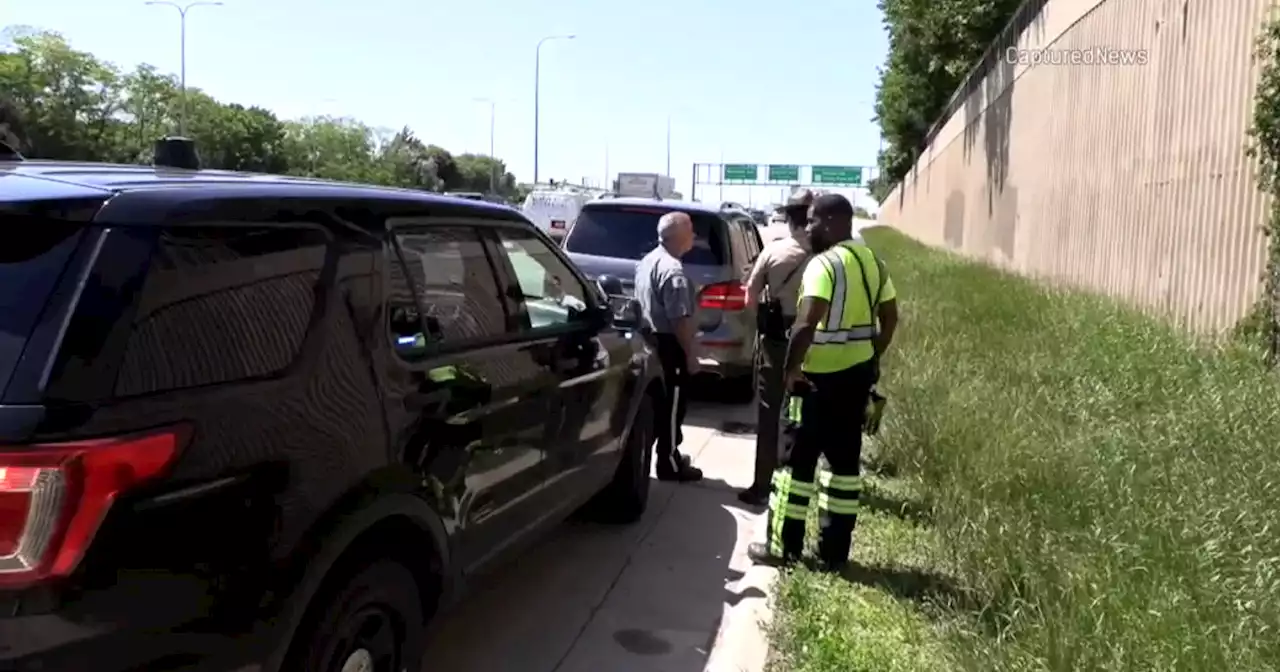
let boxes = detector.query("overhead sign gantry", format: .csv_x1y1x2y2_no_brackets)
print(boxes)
690,163,875,201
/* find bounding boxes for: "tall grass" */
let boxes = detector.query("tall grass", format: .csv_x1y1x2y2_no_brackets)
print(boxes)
865,227,1280,671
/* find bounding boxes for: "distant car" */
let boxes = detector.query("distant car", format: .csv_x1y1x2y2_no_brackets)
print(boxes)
768,210,788,226
0,156,662,671
563,197,764,397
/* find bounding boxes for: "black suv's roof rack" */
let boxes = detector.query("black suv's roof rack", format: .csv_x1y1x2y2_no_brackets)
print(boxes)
0,139,24,161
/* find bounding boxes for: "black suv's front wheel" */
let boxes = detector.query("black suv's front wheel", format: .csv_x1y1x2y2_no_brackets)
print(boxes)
284,560,427,672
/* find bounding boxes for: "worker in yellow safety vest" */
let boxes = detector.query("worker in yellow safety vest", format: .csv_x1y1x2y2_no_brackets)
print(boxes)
747,193,899,571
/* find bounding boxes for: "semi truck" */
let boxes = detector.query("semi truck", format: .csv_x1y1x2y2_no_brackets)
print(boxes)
614,172,677,199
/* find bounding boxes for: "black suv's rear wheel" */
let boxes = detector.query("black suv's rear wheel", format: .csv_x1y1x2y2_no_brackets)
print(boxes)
583,394,654,524
284,560,426,672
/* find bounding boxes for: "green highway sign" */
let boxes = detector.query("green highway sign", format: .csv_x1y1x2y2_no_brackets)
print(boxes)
767,165,799,181
723,164,758,181
812,165,863,186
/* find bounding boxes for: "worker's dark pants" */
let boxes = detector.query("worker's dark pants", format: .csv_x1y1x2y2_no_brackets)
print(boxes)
652,334,691,474
752,334,789,492
766,360,876,567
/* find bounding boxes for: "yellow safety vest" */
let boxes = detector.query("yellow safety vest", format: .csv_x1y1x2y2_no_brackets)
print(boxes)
798,241,889,373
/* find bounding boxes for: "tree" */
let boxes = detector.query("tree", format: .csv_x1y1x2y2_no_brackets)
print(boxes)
0,29,527,200
0,32,124,161
282,116,390,183
380,127,443,190
454,153,517,193
422,144,460,188
873,0,1023,196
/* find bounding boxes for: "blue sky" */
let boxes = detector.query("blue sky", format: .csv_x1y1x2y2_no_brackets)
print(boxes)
8,0,887,209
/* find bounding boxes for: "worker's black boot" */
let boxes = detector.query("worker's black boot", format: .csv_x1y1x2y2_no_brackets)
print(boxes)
747,542,797,567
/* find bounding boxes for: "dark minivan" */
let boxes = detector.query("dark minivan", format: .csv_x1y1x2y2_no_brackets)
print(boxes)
0,156,660,671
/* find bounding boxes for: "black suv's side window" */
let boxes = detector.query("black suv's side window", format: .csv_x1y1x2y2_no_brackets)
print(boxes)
387,225,507,358
114,225,329,397
493,226,590,331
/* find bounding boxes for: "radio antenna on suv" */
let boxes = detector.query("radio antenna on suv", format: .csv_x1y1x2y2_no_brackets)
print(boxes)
153,136,201,170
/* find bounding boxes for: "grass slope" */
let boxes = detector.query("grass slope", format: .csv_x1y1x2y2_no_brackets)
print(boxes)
768,227,1280,672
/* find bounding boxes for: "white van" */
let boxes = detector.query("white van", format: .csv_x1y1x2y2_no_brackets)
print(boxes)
521,189,590,242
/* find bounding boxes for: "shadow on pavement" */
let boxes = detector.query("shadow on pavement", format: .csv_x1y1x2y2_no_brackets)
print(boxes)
683,381,756,434
422,475,755,672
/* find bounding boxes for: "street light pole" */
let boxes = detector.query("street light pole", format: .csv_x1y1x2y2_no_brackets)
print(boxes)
146,0,222,136
665,115,671,176
474,98,496,193
533,34,575,185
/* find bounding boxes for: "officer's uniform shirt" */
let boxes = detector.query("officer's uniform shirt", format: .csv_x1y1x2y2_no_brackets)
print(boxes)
746,232,809,312
634,246,695,335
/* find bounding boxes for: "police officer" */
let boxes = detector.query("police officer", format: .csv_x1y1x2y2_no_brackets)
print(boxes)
748,193,899,571
634,211,704,482
738,190,814,506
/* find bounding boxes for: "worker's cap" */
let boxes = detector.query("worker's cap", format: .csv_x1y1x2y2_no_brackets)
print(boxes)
784,189,815,212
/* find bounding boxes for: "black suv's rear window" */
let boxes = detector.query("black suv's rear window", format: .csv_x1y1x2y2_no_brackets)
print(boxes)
564,207,726,266
0,211,85,394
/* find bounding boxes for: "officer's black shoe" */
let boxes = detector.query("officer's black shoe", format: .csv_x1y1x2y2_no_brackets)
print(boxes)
747,542,796,567
737,487,768,507
657,463,703,482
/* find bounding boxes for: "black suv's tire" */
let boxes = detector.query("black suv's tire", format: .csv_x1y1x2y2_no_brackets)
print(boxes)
283,560,427,672
583,394,654,524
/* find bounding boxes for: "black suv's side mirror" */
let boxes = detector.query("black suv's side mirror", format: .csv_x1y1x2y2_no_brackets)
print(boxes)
594,275,641,328
595,274,625,297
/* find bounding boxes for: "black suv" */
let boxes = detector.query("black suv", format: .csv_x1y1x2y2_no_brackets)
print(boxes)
0,157,660,671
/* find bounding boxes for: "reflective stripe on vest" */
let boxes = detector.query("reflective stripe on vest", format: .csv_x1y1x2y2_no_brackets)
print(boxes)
812,243,877,345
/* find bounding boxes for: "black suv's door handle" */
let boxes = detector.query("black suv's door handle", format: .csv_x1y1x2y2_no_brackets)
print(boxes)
405,388,450,413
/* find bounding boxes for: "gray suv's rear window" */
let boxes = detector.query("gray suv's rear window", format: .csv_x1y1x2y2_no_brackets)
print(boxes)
563,206,725,265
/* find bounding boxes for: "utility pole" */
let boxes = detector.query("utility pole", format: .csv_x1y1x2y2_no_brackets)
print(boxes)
717,149,724,202
665,115,671,176
474,98,497,193
145,1,223,136
533,34,575,185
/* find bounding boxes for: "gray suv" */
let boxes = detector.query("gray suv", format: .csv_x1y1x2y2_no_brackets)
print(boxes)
563,197,764,398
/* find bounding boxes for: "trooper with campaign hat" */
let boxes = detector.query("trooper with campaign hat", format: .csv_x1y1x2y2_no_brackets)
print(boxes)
738,189,816,505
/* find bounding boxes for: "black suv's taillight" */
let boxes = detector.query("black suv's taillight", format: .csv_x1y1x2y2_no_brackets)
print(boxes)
0,425,187,589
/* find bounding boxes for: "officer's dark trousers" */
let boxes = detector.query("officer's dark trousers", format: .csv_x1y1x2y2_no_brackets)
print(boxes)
752,334,789,492
767,360,876,567
652,334,690,474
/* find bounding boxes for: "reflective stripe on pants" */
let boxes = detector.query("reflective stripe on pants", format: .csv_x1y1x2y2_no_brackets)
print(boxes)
762,361,875,565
